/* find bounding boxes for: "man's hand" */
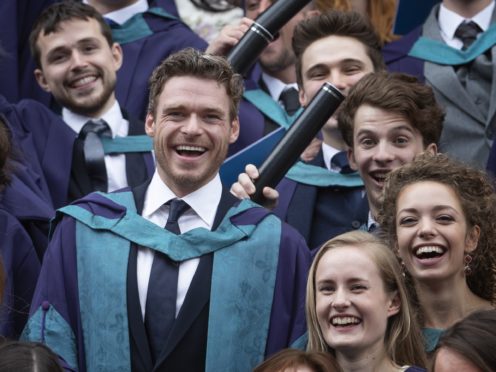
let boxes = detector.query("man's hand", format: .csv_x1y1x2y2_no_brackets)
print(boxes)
206,17,254,56
230,164,279,210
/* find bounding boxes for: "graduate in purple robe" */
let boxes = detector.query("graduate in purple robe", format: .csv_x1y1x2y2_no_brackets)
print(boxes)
23,48,311,372
0,117,41,339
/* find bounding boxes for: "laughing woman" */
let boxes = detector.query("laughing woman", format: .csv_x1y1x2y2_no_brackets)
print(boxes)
379,153,496,353
306,230,427,372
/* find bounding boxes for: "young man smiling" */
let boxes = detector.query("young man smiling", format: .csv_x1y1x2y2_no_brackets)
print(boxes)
23,48,311,372
28,2,154,206
232,11,383,248
337,72,443,228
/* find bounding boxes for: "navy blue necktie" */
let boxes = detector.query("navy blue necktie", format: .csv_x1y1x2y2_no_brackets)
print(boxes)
79,119,111,192
279,87,300,115
331,151,353,174
145,198,190,362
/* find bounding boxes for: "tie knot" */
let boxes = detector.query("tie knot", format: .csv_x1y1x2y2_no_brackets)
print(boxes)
454,21,482,50
331,151,353,174
80,119,112,139
167,199,190,224
279,87,300,116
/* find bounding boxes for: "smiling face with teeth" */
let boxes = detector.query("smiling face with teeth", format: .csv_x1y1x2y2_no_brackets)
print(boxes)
145,76,239,197
315,246,400,359
34,18,122,118
347,105,436,220
395,181,480,283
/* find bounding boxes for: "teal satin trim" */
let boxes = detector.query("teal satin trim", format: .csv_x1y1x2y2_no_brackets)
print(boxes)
101,135,153,154
409,23,496,65
59,192,262,262
422,327,444,353
76,212,133,371
285,161,364,187
290,332,308,350
22,305,78,370
111,7,176,45
243,89,302,129
206,213,282,371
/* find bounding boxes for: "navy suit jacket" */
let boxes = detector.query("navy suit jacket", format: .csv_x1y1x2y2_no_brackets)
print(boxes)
274,151,368,250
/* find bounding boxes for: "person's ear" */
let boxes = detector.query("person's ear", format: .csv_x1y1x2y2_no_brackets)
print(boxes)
387,291,401,317
347,148,358,171
34,69,51,92
145,113,155,137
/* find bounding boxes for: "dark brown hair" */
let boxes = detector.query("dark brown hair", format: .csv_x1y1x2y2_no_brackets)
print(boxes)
433,309,496,371
338,72,444,148
0,340,63,371
253,349,341,372
147,48,244,120
292,10,385,87
29,1,113,68
379,153,496,312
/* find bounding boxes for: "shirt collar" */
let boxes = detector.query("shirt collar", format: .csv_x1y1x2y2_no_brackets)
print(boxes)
90,0,149,25
321,142,341,172
62,101,126,137
143,171,222,228
439,1,494,41
367,211,378,232
261,72,298,101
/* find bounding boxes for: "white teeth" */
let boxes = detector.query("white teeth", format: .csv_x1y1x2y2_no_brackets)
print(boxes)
72,76,96,87
415,246,444,256
331,316,360,326
176,145,205,152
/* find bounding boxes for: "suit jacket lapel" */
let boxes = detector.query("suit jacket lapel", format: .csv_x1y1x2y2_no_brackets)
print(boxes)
422,5,486,123
154,186,238,368
487,9,496,127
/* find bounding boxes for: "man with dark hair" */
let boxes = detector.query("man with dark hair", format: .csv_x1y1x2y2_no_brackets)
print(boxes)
232,11,381,248
28,2,154,207
23,48,311,372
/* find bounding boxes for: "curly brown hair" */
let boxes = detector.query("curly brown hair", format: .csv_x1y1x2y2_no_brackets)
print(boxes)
338,72,444,149
147,48,243,121
379,153,496,316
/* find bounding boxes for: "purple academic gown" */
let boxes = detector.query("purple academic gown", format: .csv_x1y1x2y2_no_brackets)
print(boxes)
0,0,59,105
24,189,311,371
0,208,40,339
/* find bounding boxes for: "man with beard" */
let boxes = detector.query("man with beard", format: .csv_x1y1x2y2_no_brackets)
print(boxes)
28,2,154,205
23,48,311,372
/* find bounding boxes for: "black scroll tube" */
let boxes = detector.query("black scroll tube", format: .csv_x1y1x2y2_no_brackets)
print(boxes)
252,83,345,204
227,0,311,75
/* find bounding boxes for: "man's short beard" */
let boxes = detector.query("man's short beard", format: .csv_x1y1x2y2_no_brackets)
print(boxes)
260,49,296,75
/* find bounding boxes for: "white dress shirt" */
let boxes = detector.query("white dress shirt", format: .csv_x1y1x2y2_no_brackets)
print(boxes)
322,142,342,173
438,1,494,49
83,0,148,25
62,101,129,192
138,171,222,319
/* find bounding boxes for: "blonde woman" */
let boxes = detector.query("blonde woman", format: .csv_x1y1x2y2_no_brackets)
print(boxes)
306,231,426,372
